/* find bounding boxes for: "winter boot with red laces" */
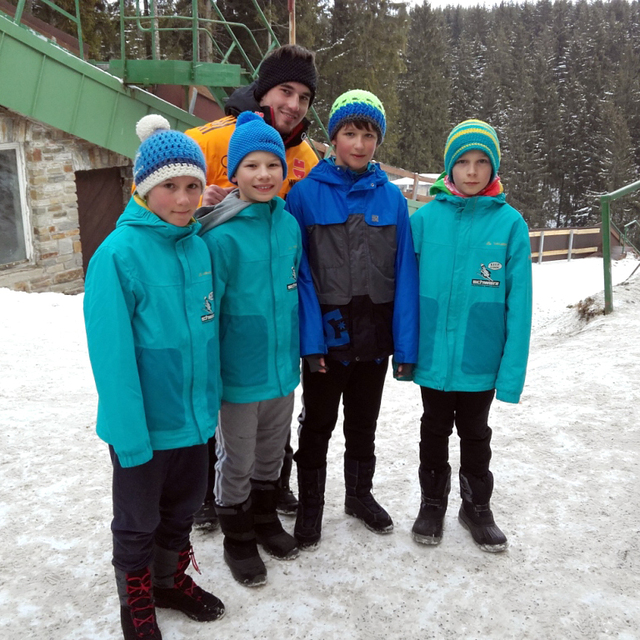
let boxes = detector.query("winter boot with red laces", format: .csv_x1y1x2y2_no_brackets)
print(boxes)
153,544,225,622
115,566,162,640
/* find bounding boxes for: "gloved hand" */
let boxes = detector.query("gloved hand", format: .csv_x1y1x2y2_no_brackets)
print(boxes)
304,354,328,373
392,361,414,381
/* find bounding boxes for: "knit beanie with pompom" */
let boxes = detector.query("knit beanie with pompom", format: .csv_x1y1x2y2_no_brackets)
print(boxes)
134,114,207,197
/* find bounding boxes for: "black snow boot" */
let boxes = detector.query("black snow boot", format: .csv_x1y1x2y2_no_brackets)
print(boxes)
344,456,393,534
153,544,225,622
294,465,327,550
458,470,508,553
193,498,220,531
251,480,299,560
276,446,298,515
216,499,267,587
412,466,452,545
115,566,163,640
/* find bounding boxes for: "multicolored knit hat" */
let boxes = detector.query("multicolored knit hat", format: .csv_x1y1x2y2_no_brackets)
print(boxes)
444,119,501,179
255,45,318,106
327,90,386,144
227,111,287,181
134,115,206,197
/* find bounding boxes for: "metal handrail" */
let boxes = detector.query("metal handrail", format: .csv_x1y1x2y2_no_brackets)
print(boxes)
600,179,640,314
10,0,84,59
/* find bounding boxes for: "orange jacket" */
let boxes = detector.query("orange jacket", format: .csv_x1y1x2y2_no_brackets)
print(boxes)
186,115,319,200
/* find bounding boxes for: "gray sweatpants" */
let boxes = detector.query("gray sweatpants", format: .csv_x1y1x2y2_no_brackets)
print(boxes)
214,393,294,506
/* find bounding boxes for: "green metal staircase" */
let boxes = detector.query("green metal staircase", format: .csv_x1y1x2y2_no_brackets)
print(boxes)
0,0,292,159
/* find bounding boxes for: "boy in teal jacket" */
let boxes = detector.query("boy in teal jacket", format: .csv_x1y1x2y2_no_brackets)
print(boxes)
410,119,532,553
84,116,224,639
197,111,309,587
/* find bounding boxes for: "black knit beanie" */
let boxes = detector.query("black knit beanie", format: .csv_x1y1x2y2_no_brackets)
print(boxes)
254,45,318,106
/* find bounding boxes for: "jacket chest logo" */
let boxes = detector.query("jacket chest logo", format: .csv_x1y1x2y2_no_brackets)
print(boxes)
287,265,298,291
471,262,502,288
293,158,306,180
201,292,215,322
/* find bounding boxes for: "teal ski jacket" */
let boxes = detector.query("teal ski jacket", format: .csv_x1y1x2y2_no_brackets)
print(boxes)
410,183,532,403
197,193,302,403
84,196,220,468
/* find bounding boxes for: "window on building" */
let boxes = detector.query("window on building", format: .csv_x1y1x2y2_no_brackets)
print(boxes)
0,144,30,267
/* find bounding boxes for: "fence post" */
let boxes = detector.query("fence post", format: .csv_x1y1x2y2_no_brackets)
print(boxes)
601,196,613,314
567,229,574,261
538,230,545,264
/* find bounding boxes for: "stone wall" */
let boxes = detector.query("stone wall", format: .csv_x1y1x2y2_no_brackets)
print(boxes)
0,107,131,294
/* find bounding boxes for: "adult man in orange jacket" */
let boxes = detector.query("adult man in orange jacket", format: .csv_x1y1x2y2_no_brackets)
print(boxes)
186,44,319,206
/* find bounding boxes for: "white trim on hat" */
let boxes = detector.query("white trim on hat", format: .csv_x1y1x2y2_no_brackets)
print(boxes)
136,164,206,198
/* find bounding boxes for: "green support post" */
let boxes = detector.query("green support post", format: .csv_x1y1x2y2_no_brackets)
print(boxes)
600,178,640,314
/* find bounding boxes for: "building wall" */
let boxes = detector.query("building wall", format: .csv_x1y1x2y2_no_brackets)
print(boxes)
0,107,131,294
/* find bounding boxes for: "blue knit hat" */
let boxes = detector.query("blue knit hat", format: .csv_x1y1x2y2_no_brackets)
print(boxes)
327,90,386,144
227,111,287,181
444,119,501,179
134,115,206,197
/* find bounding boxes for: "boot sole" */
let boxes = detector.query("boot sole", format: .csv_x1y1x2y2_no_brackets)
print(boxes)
258,543,300,561
156,601,226,622
223,550,268,587
297,539,321,551
411,530,442,545
458,513,509,553
345,507,394,534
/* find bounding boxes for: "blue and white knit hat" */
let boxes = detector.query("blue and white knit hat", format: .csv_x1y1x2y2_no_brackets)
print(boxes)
227,111,287,181
444,119,501,179
327,89,386,144
134,115,206,197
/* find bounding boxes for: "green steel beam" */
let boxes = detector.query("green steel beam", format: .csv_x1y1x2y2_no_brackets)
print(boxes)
0,14,204,159
108,59,242,88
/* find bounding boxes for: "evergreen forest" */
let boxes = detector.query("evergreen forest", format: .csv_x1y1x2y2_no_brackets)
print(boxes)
20,0,640,236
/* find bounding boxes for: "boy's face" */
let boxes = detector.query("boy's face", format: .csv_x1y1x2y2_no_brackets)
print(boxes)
145,176,203,227
332,122,377,172
451,149,493,196
233,151,284,203
259,82,312,136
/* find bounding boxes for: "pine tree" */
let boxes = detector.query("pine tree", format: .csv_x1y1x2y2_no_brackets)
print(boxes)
393,1,450,173
316,0,407,160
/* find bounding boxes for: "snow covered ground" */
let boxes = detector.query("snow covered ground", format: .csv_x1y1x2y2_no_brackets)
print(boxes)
1,256,639,640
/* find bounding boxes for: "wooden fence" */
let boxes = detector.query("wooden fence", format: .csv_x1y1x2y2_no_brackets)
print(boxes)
529,225,625,263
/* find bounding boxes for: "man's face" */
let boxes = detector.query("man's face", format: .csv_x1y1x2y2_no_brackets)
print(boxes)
259,82,312,136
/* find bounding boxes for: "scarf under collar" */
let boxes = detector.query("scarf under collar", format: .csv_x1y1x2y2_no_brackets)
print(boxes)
443,175,504,197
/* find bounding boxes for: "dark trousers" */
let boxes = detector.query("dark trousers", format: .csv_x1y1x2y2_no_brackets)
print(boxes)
294,358,389,469
110,444,208,572
419,387,495,478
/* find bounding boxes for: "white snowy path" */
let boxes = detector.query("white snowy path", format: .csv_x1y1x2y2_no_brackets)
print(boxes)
1,257,639,640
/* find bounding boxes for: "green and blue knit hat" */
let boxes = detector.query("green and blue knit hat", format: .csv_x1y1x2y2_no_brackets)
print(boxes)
227,111,287,181
134,114,206,197
327,90,386,144
444,119,501,179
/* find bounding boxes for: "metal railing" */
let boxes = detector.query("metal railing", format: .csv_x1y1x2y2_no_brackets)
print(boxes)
6,0,84,58
600,179,640,314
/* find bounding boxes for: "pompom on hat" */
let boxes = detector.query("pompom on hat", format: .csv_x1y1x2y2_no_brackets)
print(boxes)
444,119,501,179
134,114,207,197
327,90,386,144
227,111,287,181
